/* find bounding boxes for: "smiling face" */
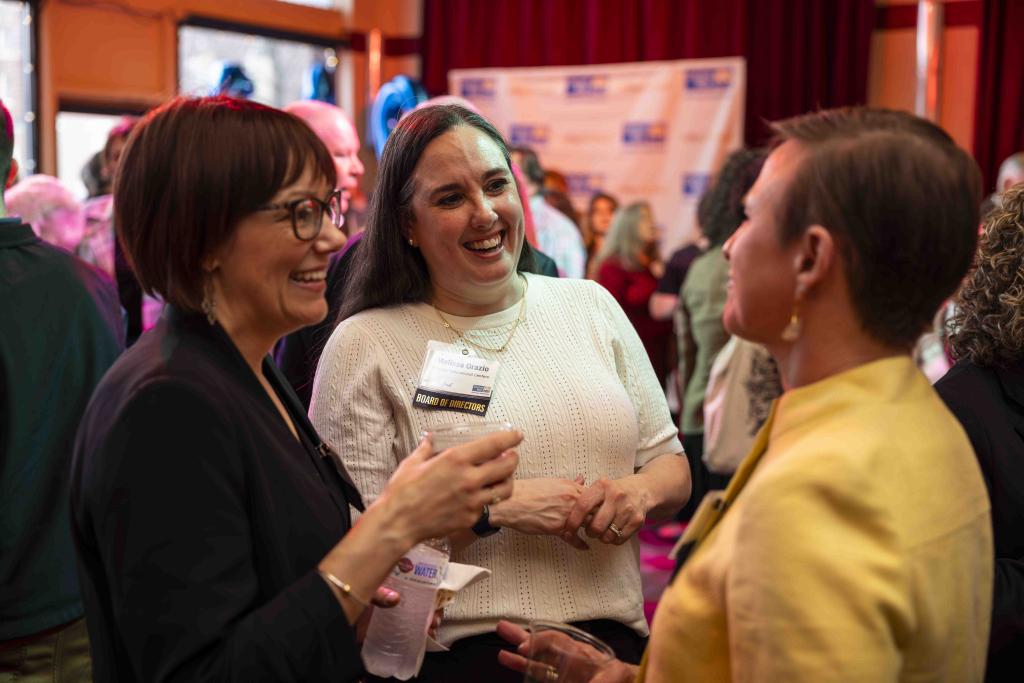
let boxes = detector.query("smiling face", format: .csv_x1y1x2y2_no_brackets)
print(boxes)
722,141,804,345
208,165,346,341
406,125,524,307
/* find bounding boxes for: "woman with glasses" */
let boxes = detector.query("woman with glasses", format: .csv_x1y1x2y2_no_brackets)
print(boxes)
69,96,520,682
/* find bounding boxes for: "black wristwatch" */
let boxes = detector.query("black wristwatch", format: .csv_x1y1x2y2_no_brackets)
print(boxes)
472,505,501,537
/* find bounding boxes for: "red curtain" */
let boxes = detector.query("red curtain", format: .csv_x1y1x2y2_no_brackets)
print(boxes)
973,0,1024,192
420,0,874,146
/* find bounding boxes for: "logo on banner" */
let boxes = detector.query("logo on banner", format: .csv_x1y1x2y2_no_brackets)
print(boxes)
685,67,734,91
682,173,712,197
623,121,668,146
565,173,607,196
460,78,497,98
566,74,608,97
510,124,550,146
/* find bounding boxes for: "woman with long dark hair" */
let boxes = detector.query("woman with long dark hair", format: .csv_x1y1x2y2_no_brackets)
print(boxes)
312,105,689,680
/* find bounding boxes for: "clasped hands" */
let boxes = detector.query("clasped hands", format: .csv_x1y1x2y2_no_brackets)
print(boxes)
490,474,650,549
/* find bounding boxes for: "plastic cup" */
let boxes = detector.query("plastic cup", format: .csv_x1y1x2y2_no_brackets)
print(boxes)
423,420,514,453
522,621,615,683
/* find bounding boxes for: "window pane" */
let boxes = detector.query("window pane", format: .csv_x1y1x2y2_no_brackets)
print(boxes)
56,112,123,200
179,25,335,109
0,1,35,175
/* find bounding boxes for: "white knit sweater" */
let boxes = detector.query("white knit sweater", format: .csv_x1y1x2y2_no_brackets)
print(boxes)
310,273,683,645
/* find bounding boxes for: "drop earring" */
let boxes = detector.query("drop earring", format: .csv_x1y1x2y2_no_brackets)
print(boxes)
780,309,801,342
201,279,217,326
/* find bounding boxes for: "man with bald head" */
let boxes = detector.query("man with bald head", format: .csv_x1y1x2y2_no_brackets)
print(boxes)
276,100,366,407
284,99,365,215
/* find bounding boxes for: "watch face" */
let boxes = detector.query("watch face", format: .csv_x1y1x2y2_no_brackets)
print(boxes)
472,506,501,537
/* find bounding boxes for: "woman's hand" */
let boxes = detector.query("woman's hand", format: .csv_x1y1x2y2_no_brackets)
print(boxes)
378,431,522,546
319,431,521,626
562,476,651,546
489,477,590,550
495,620,637,683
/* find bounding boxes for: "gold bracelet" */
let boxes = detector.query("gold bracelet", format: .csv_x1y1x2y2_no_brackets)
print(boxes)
318,570,370,608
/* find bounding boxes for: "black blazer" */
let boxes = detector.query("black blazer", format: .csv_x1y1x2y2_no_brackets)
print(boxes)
71,307,365,682
935,360,1024,682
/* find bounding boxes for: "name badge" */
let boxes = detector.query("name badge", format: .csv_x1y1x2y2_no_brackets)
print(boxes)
413,341,501,416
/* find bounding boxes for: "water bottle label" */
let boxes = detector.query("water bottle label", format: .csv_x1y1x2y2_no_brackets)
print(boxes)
392,554,445,587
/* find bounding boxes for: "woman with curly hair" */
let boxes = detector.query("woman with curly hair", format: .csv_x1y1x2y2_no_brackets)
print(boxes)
935,185,1024,683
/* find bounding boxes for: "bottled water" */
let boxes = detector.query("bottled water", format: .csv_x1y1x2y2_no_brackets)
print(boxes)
361,538,450,680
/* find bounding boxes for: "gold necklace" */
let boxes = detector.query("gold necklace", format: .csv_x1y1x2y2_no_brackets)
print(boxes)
433,277,528,355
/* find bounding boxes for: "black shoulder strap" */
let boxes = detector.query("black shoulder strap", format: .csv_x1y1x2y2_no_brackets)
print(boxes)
264,356,366,512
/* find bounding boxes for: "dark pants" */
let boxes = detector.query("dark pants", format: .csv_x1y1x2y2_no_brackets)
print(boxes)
367,619,646,683
677,432,731,521
0,618,92,683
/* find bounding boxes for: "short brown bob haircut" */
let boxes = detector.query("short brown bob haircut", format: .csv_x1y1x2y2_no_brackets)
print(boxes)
115,96,336,312
771,108,982,350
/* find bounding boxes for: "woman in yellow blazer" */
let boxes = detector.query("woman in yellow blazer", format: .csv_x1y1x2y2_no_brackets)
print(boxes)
499,107,993,682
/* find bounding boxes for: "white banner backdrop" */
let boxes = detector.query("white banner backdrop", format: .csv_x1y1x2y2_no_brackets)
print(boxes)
449,57,746,254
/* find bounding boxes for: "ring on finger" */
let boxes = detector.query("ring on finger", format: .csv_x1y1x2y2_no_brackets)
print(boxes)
607,523,624,538
491,493,502,506
545,665,559,682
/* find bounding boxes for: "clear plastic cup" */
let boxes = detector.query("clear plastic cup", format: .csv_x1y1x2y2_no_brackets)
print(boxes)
423,420,515,453
523,621,615,683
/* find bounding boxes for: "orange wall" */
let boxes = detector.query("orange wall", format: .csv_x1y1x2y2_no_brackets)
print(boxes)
36,0,983,174
35,0,422,175
868,0,980,152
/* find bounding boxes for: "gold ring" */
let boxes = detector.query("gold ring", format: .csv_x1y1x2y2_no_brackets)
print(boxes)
491,494,502,506
545,666,559,682
608,523,624,538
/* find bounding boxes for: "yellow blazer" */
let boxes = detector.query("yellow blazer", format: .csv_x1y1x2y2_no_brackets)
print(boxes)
639,356,992,682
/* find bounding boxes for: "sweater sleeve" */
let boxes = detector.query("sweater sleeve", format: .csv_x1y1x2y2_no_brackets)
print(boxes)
591,282,682,468
93,382,360,682
310,320,400,506
727,458,910,682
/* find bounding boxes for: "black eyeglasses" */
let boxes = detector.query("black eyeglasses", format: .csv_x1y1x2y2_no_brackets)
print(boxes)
256,189,344,241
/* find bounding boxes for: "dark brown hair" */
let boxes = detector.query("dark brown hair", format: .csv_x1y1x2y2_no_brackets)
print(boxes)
340,104,535,320
0,99,13,184
115,96,336,311
949,185,1024,367
771,107,982,349
699,147,767,247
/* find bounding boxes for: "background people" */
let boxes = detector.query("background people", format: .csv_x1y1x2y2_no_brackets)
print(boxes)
592,202,673,387
674,148,766,516
69,96,520,682
585,191,618,267
5,174,86,253
511,145,586,278
936,184,1024,682
312,105,689,681
0,99,123,683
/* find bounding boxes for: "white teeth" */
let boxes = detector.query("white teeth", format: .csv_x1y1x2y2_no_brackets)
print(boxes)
290,270,326,283
466,234,502,250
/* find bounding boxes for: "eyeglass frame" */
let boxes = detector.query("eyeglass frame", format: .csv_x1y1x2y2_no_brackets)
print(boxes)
255,188,345,241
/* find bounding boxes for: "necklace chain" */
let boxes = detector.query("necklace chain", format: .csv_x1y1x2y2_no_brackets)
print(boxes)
433,277,528,354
